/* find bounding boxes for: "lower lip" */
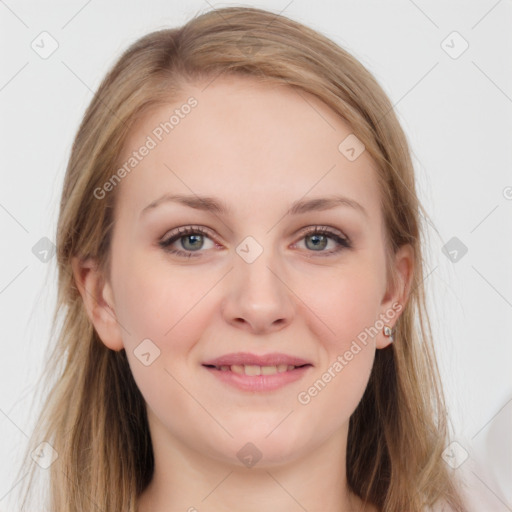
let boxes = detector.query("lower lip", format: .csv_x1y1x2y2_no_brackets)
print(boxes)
203,365,312,392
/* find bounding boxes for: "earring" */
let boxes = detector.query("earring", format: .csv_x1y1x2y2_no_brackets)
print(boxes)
383,325,394,342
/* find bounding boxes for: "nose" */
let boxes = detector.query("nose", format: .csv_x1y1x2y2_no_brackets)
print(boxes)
221,247,295,335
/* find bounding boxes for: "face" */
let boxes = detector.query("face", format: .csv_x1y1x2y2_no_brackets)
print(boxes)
82,75,410,468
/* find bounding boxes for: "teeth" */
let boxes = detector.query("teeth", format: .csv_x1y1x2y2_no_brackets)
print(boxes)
217,364,300,375
245,365,261,376
261,366,277,375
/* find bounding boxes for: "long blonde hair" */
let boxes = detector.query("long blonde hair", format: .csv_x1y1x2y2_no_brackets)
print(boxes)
14,6,466,511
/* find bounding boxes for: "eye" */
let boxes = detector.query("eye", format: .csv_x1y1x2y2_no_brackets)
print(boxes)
293,226,351,256
159,224,351,258
159,226,218,258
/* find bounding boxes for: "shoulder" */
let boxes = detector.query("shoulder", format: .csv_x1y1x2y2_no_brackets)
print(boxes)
424,500,455,512
425,463,504,512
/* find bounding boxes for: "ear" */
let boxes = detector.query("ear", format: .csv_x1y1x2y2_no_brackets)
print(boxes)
71,256,124,351
376,243,414,349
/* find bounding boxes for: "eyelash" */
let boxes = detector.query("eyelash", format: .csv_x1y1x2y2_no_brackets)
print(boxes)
158,225,351,258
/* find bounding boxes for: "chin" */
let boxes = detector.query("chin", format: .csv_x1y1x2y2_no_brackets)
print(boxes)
220,431,309,469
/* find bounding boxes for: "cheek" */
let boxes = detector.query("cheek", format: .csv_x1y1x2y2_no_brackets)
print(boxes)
293,267,380,413
297,275,378,422
113,255,212,346
297,343,375,431
302,263,383,346
111,260,212,412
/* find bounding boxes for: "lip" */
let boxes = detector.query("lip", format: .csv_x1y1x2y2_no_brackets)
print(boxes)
202,352,312,367
202,352,313,392
203,365,312,392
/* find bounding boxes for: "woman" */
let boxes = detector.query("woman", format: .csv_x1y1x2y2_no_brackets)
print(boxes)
16,6,467,511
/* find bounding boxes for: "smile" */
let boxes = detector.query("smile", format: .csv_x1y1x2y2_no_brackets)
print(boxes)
206,364,309,375
202,363,313,392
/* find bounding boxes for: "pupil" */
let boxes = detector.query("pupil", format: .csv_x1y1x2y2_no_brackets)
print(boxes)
183,234,203,250
307,234,327,251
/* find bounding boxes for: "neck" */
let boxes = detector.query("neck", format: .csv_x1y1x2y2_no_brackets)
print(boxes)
137,409,370,512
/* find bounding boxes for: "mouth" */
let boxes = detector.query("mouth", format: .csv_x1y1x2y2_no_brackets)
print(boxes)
201,353,313,392
203,363,312,376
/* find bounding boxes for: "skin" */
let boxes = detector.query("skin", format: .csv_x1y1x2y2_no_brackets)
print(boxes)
73,75,413,512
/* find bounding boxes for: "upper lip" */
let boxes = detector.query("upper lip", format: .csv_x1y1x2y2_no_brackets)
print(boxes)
202,352,313,367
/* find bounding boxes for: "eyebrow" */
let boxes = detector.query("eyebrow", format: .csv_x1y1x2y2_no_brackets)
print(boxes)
140,193,368,218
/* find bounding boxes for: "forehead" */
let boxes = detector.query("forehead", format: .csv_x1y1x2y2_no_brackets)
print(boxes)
114,75,382,224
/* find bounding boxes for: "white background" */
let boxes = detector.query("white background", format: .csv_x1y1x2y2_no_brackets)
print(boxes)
0,0,511,510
